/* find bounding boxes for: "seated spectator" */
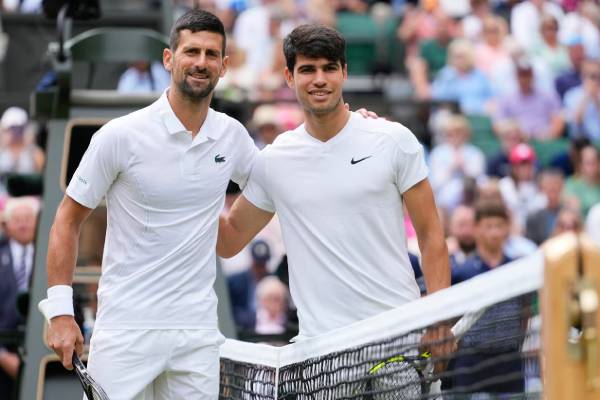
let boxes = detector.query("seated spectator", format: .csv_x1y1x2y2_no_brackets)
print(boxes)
255,276,289,335
494,59,564,141
554,37,586,100
446,204,476,266
487,119,526,178
406,10,457,99
461,0,494,42
117,61,170,93
564,144,600,218
447,201,528,394
0,196,39,398
474,16,512,79
452,200,512,283
489,42,555,98
475,179,539,258
550,206,583,238
585,203,600,247
559,0,600,59
564,59,600,142
431,38,494,115
499,144,544,233
530,14,571,79
510,0,564,52
397,0,440,58
525,168,565,245
0,107,45,195
549,137,591,177
429,113,486,211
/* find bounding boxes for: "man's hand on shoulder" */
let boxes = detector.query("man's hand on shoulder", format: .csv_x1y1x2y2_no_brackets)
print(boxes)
345,103,380,119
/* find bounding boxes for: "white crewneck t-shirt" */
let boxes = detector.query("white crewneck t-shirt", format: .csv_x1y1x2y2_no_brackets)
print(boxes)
243,112,428,338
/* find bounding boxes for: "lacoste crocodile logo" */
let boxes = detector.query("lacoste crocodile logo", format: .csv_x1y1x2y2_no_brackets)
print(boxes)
215,154,226,163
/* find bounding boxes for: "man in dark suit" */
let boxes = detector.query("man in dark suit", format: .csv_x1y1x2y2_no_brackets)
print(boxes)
0,197,39,400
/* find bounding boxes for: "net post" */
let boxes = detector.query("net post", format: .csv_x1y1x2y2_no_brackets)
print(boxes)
542,232,600,399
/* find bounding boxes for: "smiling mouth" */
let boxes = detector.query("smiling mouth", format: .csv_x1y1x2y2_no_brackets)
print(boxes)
309,90,331,98
187,73,210,82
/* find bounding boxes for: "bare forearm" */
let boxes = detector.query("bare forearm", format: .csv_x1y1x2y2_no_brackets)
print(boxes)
217,195,275,258
418,229,451,294
47,220,80,287
217,214,248,258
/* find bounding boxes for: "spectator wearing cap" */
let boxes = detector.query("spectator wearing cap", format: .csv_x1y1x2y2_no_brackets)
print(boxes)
0,107,45,195
554,37,586,100
227,239,272,331
499,143,545,234
494,59,564,141
563,59,600,142
564,144,600,218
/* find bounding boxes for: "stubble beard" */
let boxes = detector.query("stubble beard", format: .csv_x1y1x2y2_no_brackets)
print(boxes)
304,94,343,117
177,73,217,104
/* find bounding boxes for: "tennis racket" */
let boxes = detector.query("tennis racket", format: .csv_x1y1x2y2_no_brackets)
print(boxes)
357,308,487,400
72,353,111,400
38,299,111,400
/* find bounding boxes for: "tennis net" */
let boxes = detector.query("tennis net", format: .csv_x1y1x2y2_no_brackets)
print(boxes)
219,252,543,399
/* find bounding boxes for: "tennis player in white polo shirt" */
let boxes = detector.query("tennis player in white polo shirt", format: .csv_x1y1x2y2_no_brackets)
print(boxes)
218,24,454,371
41,10,257,399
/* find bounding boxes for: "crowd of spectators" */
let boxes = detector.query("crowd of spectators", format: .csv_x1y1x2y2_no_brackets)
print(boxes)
1,0,600,346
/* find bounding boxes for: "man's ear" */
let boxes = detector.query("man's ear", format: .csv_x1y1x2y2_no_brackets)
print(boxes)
342,63,348,80
284,67,294,89
163,48,173,72
220,55,229,77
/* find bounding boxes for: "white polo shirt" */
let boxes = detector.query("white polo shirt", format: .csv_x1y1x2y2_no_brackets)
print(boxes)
67,92,257,330
243,112,427,338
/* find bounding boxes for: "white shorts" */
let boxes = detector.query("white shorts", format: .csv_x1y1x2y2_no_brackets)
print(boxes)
86,329,225,400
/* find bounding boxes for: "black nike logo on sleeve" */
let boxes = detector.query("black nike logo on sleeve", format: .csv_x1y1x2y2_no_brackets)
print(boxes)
350,156,372,165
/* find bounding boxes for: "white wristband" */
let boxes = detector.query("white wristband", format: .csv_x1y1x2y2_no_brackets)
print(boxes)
38,285,74,322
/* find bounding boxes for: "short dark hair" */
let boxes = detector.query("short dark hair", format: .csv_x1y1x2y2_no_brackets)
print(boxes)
283,24,346,72
475,200,509,223
169,9,226,54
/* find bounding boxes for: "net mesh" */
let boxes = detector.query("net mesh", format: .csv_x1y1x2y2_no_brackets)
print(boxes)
220,253,543,400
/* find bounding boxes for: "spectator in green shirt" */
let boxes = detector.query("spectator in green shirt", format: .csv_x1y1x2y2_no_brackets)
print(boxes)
565,144,600,217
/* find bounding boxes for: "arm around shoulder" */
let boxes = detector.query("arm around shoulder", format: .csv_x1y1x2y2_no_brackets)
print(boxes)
217,195,274,258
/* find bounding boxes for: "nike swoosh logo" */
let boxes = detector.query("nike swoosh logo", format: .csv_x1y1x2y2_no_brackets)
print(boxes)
351,156,372,165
